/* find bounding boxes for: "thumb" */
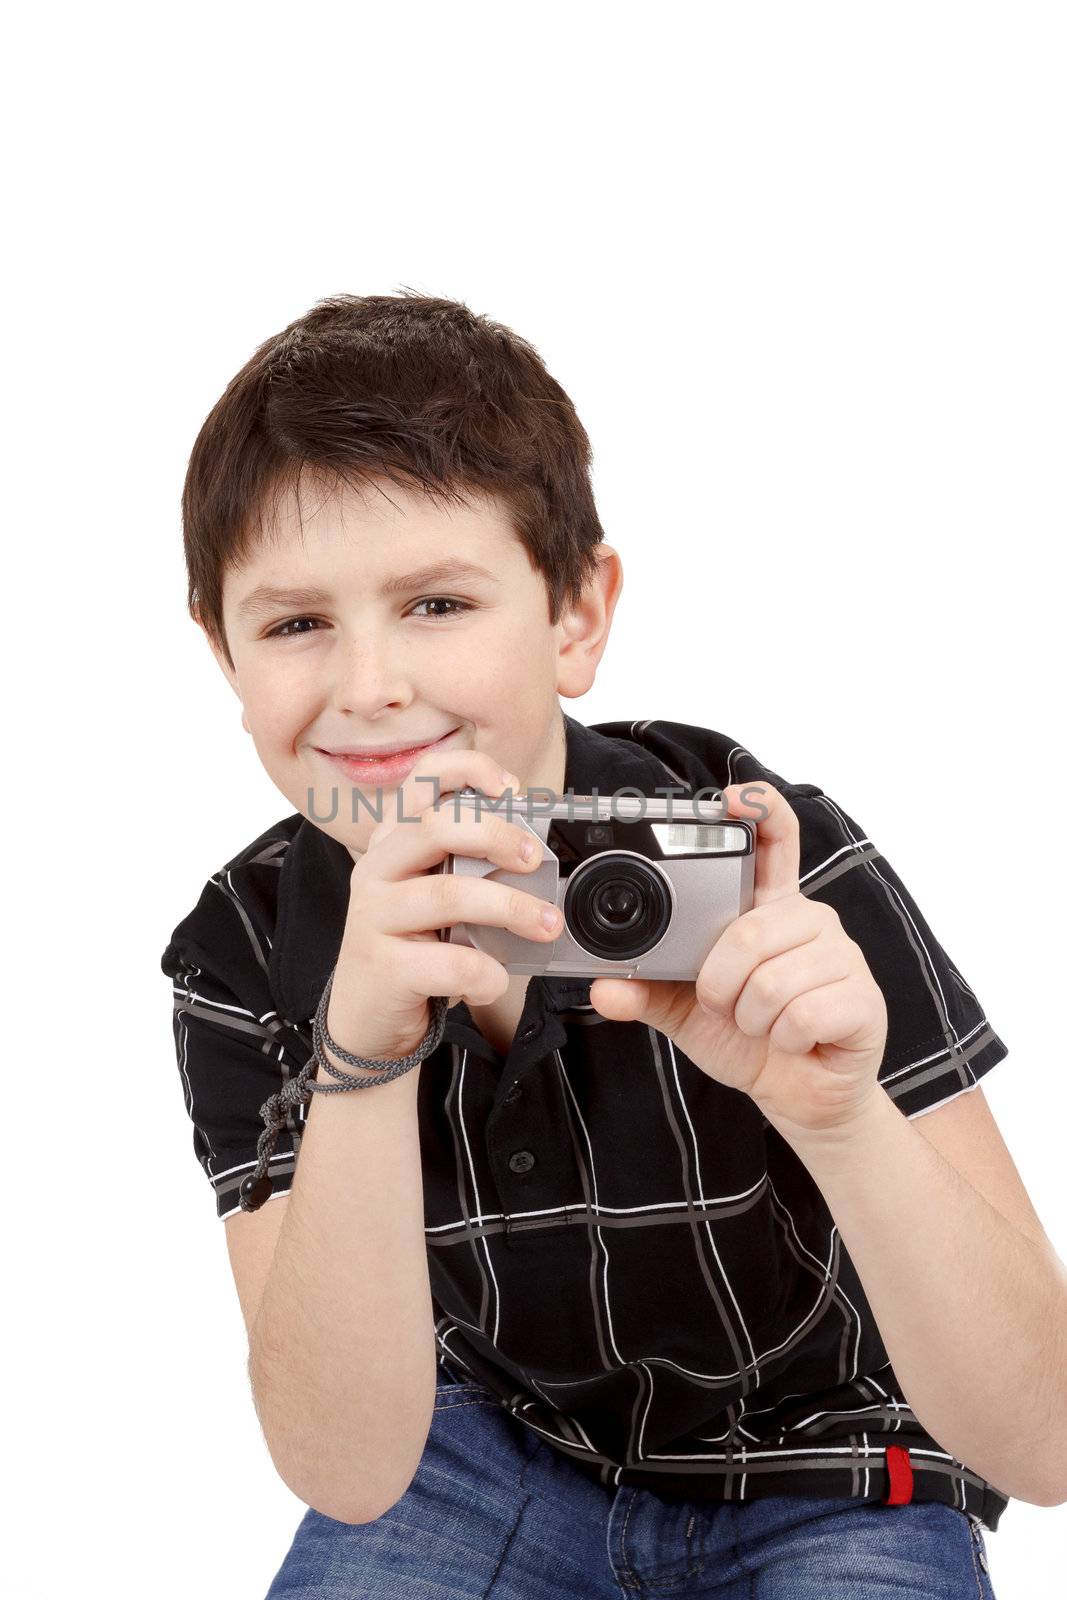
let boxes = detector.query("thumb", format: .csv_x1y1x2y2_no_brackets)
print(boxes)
589,976,690,1035
589,976,649,1023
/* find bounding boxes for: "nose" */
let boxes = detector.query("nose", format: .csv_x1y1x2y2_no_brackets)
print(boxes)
329,625,414,718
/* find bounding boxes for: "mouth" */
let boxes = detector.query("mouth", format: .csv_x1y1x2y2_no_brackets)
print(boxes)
316,726,462,783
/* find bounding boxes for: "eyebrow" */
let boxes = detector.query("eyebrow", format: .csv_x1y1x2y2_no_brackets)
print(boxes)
236,560,500,620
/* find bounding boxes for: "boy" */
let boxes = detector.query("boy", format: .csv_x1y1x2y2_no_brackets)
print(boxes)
162,292,1060,1596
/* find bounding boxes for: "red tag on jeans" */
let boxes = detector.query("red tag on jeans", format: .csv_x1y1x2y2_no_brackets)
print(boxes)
883,1445,914,1505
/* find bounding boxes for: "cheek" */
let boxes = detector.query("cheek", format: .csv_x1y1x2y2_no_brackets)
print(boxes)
466,619,556,691
422,635,511,702
241,676,312,743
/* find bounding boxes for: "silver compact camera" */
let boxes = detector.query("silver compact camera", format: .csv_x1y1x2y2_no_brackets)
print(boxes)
436,789,756,981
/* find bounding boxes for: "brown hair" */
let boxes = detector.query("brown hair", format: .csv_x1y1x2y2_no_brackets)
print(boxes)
181,291,606,669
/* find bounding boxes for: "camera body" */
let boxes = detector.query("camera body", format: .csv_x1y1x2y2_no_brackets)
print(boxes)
436,789,756,980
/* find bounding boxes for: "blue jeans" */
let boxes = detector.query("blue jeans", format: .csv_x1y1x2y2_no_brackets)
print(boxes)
264,1360,996,1598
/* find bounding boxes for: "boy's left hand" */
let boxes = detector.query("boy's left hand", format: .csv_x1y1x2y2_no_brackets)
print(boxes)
588,783,889,1139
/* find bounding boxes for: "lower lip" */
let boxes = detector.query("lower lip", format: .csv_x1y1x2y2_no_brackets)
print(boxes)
321,727,462,785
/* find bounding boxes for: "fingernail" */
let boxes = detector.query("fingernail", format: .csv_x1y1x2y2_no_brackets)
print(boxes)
698,996,718,1015
499,769,518,788
541,906,561,929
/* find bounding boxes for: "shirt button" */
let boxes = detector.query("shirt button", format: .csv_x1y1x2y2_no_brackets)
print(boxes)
508,1149,536,1174
502,1083,523,1106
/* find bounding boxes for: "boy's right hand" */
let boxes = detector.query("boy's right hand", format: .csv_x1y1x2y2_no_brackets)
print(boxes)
322,749,563,1068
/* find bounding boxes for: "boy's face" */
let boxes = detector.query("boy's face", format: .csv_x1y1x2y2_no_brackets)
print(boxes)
205,474,621,860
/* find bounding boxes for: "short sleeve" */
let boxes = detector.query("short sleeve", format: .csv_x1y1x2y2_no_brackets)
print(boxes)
161,923,314,1220
790,785,1009,1120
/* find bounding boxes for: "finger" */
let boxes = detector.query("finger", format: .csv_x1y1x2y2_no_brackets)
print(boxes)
698,895,836,1016
369,748,516,846
589,976,693,1037
766,977,885,1058
375,873,563,942
588,976,653,1023
361,803,538,885
408,748,517,816
731,936,853,1039
355,735,526,863
401,940,511,1009
722,781,800,907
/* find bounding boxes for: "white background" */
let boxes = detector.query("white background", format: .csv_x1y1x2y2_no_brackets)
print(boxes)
6,3,1064,1596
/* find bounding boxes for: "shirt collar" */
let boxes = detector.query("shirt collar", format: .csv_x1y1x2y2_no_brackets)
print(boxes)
270,711,683,1027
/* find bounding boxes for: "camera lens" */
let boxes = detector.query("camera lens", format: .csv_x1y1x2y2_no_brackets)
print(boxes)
592,880,642,930
564,853,672,961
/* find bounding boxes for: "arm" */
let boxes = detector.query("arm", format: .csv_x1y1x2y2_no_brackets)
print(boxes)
244,1049,437,1525
228,746,557,1524
589,777,1067,1507
780,1086,1067,1508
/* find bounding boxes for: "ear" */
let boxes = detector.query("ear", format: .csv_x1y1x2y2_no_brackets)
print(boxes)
556,543,624,699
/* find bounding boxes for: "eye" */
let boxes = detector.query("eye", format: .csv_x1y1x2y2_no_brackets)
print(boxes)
408,597,473,620
264,616,325,640
263,597,473,640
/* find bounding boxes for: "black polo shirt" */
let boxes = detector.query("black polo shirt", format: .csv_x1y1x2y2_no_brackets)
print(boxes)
160,713,1011,1531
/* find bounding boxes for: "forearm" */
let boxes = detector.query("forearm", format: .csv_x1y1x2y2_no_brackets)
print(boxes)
773,1087,1067,1506
249,1057,437,1524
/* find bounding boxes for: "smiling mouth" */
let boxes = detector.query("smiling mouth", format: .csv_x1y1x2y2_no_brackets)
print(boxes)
316,727,462,768
323,732,460,761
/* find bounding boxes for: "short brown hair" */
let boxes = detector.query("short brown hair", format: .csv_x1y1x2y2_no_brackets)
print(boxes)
181,291,606,669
